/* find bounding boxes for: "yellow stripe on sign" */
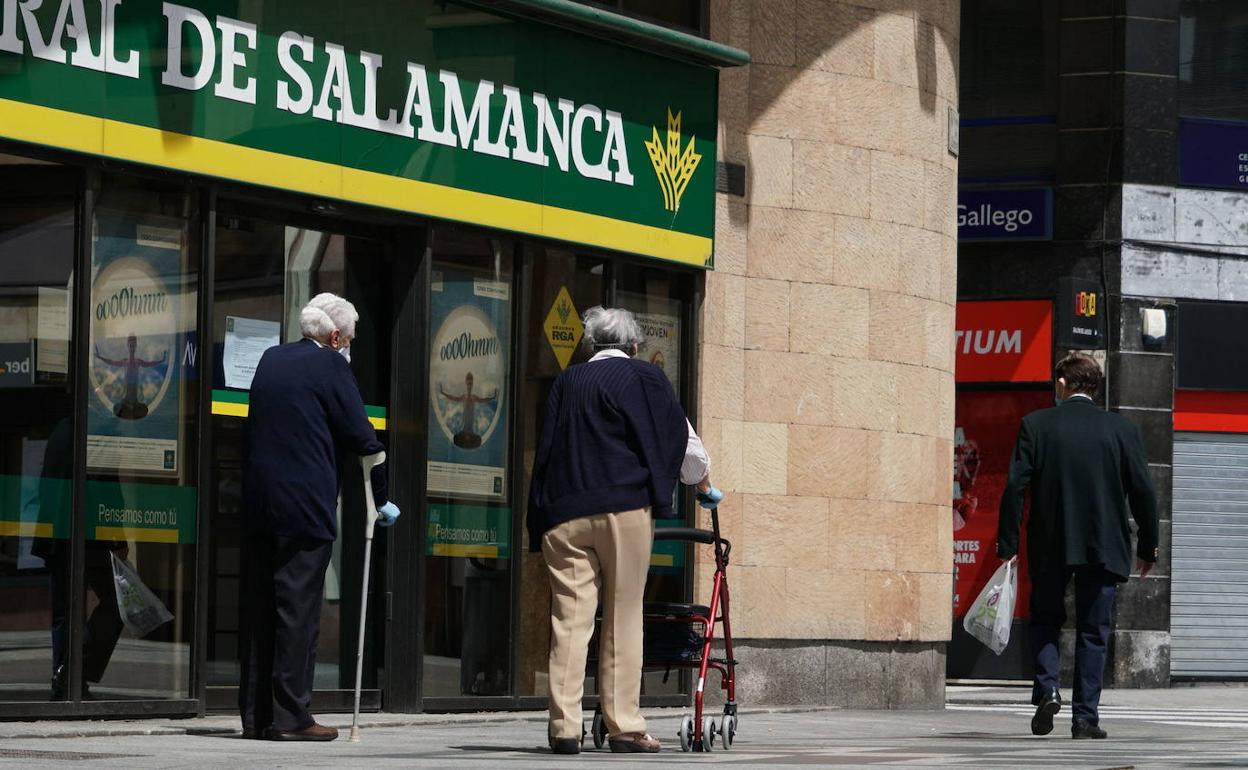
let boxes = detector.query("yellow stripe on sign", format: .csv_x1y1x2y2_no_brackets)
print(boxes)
543,206,713,268
431,543,500,559
212,401,249,418
0,98,713,268
95,526,179,544
0,521,54,538
211,401,386,430
649,554,675,567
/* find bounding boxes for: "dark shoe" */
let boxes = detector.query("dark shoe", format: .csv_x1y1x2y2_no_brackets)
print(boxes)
549,737,581,754
608,733,661,753
1071,719,1107,739
269,722,339,741
50,666,94,701
50,665,66,701
1031,689,1061,736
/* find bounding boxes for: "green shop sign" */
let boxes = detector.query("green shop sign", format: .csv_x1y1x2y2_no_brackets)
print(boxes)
426,502,510,558
0,1,717,266
86,480,197,544
0,474,70,539
0,475,196,544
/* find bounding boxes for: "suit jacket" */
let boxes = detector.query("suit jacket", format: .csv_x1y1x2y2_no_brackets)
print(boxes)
242,338,387,541
997,396,1159,581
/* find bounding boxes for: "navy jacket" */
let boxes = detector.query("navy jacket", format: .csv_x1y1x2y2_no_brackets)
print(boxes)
527,355,688,550
997,397,1159,580
243,338,387,542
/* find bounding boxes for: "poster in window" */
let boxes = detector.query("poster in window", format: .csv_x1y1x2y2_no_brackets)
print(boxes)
635,312,681,392
427,266,510,500
952,388,1052,620
86,215,191,476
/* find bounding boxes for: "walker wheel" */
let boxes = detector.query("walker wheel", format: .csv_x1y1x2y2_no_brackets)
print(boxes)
721,714,736,750
592,710,607,749
678,714,693,752
701,716,717,752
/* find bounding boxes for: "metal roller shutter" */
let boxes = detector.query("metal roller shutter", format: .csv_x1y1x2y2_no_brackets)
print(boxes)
1172,432,1248,677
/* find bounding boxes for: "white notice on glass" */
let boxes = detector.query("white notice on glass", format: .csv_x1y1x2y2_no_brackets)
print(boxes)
223,316,280,390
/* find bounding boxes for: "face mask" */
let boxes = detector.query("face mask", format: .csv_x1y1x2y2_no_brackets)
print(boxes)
339,346,351,363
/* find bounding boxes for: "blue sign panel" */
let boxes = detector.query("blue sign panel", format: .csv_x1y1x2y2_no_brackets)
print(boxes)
957,188,1053,241
1179,118,1248,190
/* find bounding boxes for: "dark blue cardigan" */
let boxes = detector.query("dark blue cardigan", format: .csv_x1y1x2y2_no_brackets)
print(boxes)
526,355,689,550
243,338,387,542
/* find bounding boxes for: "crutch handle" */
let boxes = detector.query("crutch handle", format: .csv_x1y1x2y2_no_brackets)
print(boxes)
360,451,386,540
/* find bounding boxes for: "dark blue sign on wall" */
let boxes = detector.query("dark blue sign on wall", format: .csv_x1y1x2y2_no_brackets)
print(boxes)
957,187,1053,241
1179,118,1248,190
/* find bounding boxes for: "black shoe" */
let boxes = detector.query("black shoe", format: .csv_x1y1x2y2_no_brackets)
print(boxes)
1071,719,1107,739
50,665,66,701
1031,689,1061,736
549,738,581,754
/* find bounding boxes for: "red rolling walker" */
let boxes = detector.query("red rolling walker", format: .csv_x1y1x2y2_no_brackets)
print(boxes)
587,501,738,752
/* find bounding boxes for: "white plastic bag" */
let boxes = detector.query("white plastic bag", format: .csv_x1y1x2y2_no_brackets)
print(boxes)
110,552,174,637
963,557,1017,655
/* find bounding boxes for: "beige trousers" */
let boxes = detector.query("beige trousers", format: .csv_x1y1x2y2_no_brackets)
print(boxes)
542,507,653,740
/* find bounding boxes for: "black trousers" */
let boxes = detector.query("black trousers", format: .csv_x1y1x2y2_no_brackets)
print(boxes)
49,547,124,683
238,534,334,732
1029,565,1117,724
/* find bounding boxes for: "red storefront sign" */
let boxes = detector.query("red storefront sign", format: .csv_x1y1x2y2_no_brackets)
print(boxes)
1174,390,1248,433
955,300,1053,383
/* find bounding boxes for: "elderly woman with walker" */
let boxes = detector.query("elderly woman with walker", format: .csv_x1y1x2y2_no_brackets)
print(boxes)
528,306,722,755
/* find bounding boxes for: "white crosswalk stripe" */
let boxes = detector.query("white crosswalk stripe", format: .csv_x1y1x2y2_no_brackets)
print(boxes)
948,702,1248,729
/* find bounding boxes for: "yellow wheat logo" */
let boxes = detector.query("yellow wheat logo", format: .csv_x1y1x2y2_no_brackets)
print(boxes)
645,108,702,213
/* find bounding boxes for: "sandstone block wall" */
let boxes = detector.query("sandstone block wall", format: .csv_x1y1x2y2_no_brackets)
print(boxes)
699,1,960,703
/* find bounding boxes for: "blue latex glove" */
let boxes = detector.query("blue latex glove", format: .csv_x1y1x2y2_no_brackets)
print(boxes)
696,486,724,509
377,501,401,527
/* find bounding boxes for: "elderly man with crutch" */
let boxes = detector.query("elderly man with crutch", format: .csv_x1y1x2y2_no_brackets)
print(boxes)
528,306,721,755
238,292,400,741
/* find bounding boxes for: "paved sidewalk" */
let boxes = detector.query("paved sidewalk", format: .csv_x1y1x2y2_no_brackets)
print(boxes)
1,687,1246,768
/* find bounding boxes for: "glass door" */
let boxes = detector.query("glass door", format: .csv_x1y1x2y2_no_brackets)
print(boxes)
82,175,200,700
0,155,79,703
420,228,516,699
204,204,402,710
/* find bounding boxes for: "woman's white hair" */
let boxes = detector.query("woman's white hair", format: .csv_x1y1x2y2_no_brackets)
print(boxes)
299,292,358,341
582,306,643,351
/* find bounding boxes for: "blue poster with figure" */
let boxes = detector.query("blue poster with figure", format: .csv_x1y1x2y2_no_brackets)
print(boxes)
427,265,511,501
86,213,190,477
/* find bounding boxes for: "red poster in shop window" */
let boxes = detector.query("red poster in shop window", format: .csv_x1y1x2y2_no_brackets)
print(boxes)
953,389,1053,619
956,300,1053,383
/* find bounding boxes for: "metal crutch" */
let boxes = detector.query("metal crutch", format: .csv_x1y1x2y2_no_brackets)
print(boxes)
349,450,386,743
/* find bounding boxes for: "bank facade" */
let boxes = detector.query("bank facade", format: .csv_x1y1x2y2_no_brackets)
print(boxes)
0,0,965,720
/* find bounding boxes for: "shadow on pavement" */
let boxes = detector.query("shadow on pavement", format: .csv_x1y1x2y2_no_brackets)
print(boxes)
450,745,566,755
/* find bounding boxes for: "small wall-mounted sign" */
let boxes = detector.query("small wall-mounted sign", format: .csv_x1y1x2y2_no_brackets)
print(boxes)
1056,277,1106,350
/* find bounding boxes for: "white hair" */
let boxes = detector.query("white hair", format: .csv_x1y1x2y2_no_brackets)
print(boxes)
582,306,643,351
299,292,358,341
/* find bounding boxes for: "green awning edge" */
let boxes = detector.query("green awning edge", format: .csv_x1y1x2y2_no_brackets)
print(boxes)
457,0,750,67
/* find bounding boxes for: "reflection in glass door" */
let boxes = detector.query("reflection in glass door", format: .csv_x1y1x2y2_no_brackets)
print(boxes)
205,208,397,707
0,156,78,703
422,228,515,698
83,177,199,700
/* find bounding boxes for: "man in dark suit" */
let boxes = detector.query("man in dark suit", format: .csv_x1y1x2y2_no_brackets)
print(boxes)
998,352,1158,740
239,292,399,741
